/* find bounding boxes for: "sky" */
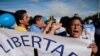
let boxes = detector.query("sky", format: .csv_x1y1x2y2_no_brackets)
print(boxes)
0,0,99,21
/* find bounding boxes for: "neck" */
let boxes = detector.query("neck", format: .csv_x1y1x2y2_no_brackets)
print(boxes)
35,24,41,28
19,24,26,29
70,34,80,38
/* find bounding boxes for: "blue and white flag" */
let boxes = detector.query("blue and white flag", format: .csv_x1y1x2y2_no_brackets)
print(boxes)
83,24,95,41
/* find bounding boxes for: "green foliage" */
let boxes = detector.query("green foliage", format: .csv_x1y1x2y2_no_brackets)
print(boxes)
83,12,100,24
29,16,33,19
49,16,56,23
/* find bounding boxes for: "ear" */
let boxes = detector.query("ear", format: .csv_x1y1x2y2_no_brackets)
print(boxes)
19,20,23,24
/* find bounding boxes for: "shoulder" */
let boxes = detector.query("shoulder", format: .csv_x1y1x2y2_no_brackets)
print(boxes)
15,26,27,32
29,24,42,33
30,24,40,30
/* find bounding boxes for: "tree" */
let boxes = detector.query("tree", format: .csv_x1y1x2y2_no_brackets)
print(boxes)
49,16,56,23
83,12,100,24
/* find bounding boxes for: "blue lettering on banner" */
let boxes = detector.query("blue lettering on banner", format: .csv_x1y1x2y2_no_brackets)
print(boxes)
11,37,21,47
44,38,57,50
0,35,66,56
21,35,30,46
51,44,64,56
0,44,10,53
32,36,42,48
68,52,78,56
7,39,14,49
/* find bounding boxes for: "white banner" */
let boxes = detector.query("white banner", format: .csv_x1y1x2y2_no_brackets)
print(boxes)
0,28,92,56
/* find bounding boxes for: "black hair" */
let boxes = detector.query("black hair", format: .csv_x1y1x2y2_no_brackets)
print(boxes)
60,16,70,28
30,15,43,24
70,16,83,25
15,10,27,25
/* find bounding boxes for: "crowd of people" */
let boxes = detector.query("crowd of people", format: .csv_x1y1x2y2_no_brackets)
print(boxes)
0,9,99,56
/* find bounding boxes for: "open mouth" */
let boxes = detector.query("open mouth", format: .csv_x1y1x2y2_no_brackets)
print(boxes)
73,30,79,33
